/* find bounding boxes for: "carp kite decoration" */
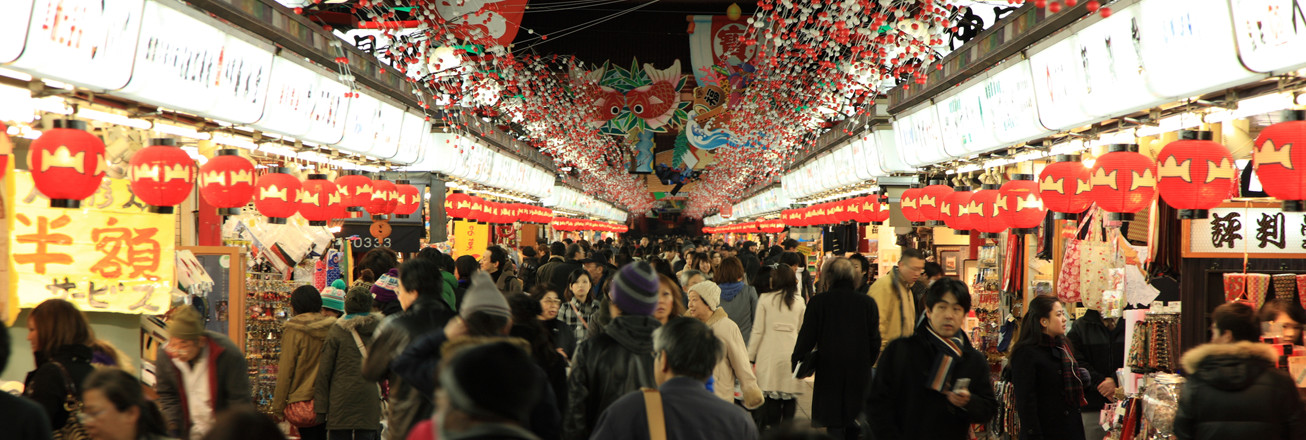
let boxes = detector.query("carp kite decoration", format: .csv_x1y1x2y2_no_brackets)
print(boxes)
584,59,690,137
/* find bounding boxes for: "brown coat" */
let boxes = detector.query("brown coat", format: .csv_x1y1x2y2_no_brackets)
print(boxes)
706,308,764,408
273,313,336,413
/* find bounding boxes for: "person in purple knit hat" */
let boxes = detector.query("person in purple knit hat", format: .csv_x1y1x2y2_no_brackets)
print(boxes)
370,268,403,316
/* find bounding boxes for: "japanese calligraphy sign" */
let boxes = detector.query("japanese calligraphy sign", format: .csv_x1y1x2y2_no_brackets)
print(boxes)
11,171,175,313
1185,202,1306,259
452,220,489,259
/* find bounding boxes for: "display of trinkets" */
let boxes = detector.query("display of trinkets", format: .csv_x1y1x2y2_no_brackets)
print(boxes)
1128,313,1181,374
245,257,295,415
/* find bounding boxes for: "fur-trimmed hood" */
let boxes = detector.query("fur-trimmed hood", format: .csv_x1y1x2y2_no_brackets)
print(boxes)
284,312,336,338
336,312,384,332
1181,341,1279,392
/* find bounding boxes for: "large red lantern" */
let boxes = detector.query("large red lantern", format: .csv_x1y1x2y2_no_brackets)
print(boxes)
968,185,1008,238
334,172,373,213
919,183,953,226
1089,145,1157,221
941,187,973,234
1254,110,1306,211
1039,155,1092,219
872,195,892,224
254,168,301,224
28,120,106,208
468,195,489,223
394,181,422,218
368,179,397,216
1157,130,1236,219
299,174,340,226
900,185,927,226
198,149,255,215
843,198,862,223
446,191,470,219
129,138,196,214
999,175,1047,235
827,201,849,224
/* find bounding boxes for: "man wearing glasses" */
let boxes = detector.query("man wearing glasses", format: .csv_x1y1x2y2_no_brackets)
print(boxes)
868,248,928,360
154,306,252,440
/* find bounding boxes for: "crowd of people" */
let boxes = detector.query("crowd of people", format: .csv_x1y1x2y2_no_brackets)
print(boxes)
6,235,1306,440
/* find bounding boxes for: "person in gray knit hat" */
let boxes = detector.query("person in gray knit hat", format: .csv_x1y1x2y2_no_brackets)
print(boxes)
563,261,662,440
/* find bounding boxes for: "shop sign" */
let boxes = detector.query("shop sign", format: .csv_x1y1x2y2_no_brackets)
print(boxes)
339,223,423,253
982,60,1048,146
818,154,838,194
875,129,912,174
8,0,146,91
1138,0,1259,99
391,112,429,165
367,101,405,159
0,0,35,63
251,56,348,145
936,78,994,156
849,136,882,180
893,107,946,167
11,171,174,314
337,92,381,155
453,220,489,259
1185,204,1306,258
303,74,349,146
833,146,857,187
1229,0,1306,73
1076,3,1164,119
1030,34,1096,131
339,27,429,80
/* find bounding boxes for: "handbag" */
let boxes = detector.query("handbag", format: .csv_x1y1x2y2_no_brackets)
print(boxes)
283,400,317,428
44,362,90,440
792,349,818,379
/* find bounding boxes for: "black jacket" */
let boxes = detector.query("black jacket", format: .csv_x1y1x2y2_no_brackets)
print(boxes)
868,321,998,440
0,392,51,440
1067,309,1125,411
24,344,95,430
738,250,762,284
791,282,880,429
1174,341,1306,440
590,377,758,440
520,257,541,290
1009,338,1085,440
361,295,456,440
563,315,661,440
538,259,581,293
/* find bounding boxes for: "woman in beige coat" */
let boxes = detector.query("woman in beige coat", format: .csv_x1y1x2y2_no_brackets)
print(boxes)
748,266,807,431
687,281,765,410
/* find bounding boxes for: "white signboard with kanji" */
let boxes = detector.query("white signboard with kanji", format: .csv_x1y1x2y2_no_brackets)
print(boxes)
1186,203,1306,258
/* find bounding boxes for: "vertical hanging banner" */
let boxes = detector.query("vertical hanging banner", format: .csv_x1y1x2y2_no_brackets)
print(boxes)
688,14,760,87
453,220,489,259
0,0,35,63
11,171,175,314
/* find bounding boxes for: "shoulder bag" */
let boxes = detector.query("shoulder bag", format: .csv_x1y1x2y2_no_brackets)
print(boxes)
49,362,90,440
641,388,666,440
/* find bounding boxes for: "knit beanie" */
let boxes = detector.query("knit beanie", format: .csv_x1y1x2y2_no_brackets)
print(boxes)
371,268,400,303
608,261,659,316
345,285,374,315
460,271,511,320
168,306,205,341
689,281,722,311
321,283,346,313
291,285,323,314
440,341,541,422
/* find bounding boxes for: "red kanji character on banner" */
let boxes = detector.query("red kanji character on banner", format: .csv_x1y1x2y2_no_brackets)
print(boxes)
90,218,163,279
15,214,74,274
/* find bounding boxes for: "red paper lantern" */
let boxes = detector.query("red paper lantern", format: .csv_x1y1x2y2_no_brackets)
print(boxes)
368,179,397,215
900,185,927,225
1157,131,1236,218
468,196,489,223
967,185,1008,238
1089,145,1157,220
198,149,256,215
919,183,954,225
1038,156,1092,219
1253,111,1306,211
843,198,862,223
129,138,196,214
299,174,340,226
334,172,373,213
999,176,1047,234
28,120,106,208
815,203,834,225
394,181,422,218
941,188,973,234
446,191,470,219
254,168,301,224
830,199,852,223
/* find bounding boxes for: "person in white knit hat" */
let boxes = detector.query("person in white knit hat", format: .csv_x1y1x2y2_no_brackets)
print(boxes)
686,281,764,409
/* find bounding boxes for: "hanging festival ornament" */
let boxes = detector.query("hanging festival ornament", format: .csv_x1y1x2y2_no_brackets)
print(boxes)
254,167,301,224
968,184,1008,238
335,171,373,213
1253,110,1306,212
368,179,398,216
1089,144,1157,221
919,181,953,227
128,138,196,214
198,149,256,215
900,184,927,226
446,191,471,219
394,181,422,218
843,198,863,223
468,195,489,224
998,175,1047,235
28,120,106,208
828,200,850,224
1157,130,1236,219
941,186,973,234
869,194,891,225
299,174,340,226
1038,155,1092,219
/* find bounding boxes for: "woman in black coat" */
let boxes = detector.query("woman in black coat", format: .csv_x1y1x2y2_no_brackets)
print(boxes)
24,299,97,431
1009,295,1086,440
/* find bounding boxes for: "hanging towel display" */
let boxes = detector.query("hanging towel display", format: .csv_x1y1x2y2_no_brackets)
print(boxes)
1223,273,1248,303
1248,273,1272,308
1273,274,1297,302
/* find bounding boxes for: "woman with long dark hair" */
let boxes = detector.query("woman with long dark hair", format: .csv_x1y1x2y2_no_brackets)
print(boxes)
749,265,807,432
1010,295,1086,440
557,269,599,344
653,273,689,324
25,298,96,431
81,368,169,440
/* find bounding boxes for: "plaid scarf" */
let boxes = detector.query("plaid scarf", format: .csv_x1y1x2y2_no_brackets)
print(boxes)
923,323,965,393
1040,334,1087,407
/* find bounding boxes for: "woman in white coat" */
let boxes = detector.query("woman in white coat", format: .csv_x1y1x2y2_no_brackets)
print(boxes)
687,280,765,410
748,265,807,432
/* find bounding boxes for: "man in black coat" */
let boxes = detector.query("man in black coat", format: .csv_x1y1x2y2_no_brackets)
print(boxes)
792,258,880,440
868,279,997,440
1068,308,1125,439
737,241,762,284
539,243,585,293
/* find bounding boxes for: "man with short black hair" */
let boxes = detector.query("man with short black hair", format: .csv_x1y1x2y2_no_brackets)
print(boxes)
481,245,524,296
868,279,997,440
869,248,927,357
590,318,758,440
431,341,544,440
781,239,799,251
737,241,762,285
539,243,585,294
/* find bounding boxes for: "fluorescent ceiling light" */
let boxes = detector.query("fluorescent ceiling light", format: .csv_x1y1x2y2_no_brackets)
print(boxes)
76,107,153,130
153,122,212,140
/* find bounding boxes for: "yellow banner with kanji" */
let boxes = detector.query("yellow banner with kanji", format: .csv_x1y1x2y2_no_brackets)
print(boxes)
1,156,15,325
453,220,489,259
11,171,174,314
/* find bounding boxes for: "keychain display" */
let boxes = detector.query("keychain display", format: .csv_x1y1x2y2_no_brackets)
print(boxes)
246,257,295,415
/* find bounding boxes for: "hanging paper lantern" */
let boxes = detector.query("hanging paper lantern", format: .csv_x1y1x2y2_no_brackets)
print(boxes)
941,187,973,234
919,182,954,226
1157,130,1236,219
1089,144,1157,221
872,195,892,224
468,195,489,223
394,181,422,218
28,120,106,208
827,200,850,223
843,198,862,223
198,149,256,215
1253,110,1306,211
967,185,1008,238
335,171,373,213
128,138,196,214
368,179,398,215
999,175,1047,235
900,185,927,226
254,167,301,224
1038,155,1092,219
446,191,471,219
299,174,340,226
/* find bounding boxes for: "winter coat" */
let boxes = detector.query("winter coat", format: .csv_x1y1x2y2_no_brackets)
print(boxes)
705,308,765,408
738,250,762,285
494,264,525,297
272,312,336,413
537,258,581,293
24,344,95,430
590,377,759,440
0,391,51,440
442,271,459,311
718,282,759,346
1067,309,1125,411
315,313,384,431
558,297,601,348
520,257,542,291
361,295,456,440
542,318,577,361
155,331,252,438
1010,339,1085,440
748,291,807,395
868,320,998,440
868,267,916,361
1174,341,1306,440
791,282,881,429
563,315,661,440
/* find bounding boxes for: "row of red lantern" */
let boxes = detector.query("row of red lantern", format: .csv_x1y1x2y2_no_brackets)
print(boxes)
551,217,628,232
779,195,891,227
445,192,553,224
245,169,422,225
896,179,1047,237
704,219,786,234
